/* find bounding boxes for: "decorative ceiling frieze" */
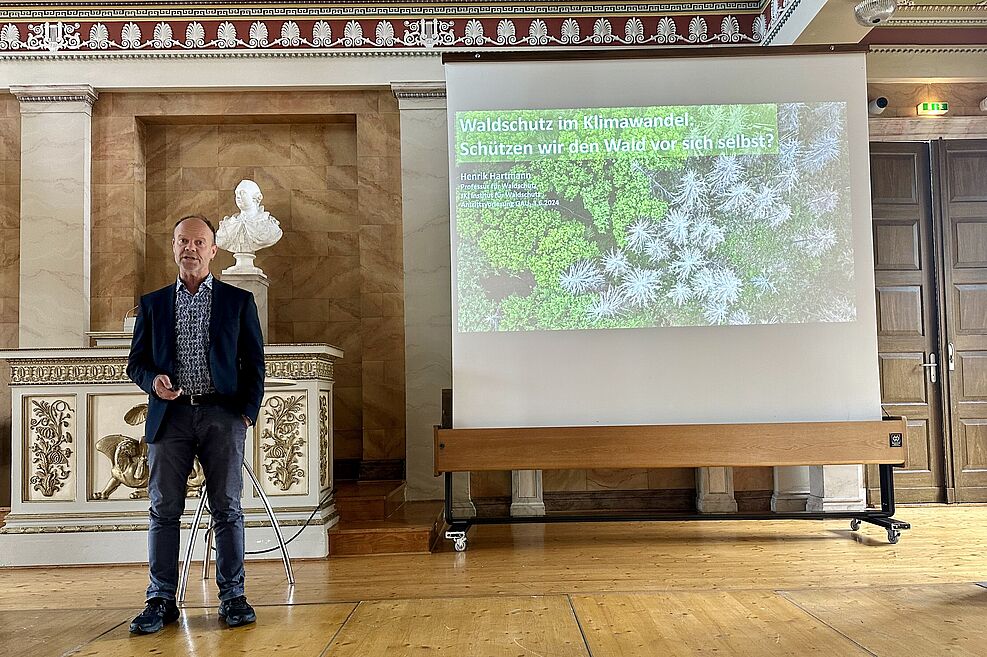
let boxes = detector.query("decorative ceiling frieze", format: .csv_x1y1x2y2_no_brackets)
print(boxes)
0,1,814,57
865,0,987,45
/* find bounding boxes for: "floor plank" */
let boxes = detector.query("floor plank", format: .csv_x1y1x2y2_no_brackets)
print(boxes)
0,608,134,657
2,506,987,656
326,596,589,657
571,591,871,657
2,506,983,609
67,603,355,657
782,583,987,657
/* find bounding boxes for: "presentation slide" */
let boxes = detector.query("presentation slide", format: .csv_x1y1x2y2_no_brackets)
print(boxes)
454,101,854,332
446,52,879,429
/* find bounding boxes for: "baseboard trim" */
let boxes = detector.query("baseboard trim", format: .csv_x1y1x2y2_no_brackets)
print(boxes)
333,459,406,482
735,489,773,513
472,489,697,517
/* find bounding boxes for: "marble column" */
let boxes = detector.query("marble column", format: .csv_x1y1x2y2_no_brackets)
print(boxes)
771,465,810,512
807,465,866,512
511,470,546,517
12,84,97,348
220,270,270,341
392,82,454,503
696,466,738,513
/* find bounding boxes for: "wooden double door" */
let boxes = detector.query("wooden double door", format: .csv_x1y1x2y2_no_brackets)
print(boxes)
870,139,987,503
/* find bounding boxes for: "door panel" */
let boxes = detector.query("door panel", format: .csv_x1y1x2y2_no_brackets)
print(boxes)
939,140,987,500
869,142,947,503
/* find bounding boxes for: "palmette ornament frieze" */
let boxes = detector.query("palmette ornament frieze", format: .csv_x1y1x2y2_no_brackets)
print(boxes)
5,352,335,385
9,360,131,385
266,356,334,382
0,13,772,58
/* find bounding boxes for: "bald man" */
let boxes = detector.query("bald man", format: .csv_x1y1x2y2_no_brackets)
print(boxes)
127,214,265,633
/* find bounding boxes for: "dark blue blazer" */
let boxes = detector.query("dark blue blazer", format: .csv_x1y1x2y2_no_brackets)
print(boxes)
126,278,266,444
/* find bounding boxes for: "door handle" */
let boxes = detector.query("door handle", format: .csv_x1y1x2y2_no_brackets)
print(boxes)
948,343,955,371
920,353,937,383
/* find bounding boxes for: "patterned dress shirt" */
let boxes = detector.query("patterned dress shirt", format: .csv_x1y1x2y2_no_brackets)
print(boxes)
174,274,215,395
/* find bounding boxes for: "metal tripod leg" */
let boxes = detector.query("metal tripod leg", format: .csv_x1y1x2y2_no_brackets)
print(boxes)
177,489,209,605
243,458,294,585
201,517,214,580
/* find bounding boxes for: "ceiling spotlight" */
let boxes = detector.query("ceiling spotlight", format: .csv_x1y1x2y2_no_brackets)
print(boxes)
868,97,889,115
853,0,897,27
980,97,987,112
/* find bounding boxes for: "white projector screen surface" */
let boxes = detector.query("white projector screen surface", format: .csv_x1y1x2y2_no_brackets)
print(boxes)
447,52,881,429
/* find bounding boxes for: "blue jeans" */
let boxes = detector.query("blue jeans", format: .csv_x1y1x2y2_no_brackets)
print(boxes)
146,403,247,602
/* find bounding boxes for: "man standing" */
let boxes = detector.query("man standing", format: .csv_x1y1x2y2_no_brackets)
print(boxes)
127,214,265,633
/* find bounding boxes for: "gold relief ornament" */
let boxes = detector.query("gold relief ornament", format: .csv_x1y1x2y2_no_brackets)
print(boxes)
260,395,307,492
28,399,74,497
319,394,329,487
92,403,205,500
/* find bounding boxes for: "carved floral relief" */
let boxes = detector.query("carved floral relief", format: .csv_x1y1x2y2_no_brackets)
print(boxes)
259,393,308,495
27,397,75,500
319,392,330,490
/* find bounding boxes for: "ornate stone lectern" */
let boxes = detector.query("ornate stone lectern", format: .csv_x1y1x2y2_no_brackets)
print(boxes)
0,343,342,566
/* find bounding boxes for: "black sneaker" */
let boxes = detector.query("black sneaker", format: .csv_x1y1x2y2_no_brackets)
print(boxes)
129,597,180,634
218,595,256,628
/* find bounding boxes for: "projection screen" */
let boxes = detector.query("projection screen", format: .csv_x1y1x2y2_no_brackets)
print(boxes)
446,49,880,429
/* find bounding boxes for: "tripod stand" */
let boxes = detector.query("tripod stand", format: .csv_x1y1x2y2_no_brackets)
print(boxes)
177,458,295,604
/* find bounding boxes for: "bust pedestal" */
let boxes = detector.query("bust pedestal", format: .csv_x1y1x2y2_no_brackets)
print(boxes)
221,269,270,342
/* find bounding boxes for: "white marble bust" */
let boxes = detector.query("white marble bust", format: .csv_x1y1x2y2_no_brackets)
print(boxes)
216,179,283,274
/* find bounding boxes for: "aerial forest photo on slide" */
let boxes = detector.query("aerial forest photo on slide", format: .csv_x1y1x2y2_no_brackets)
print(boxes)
454,101,856,333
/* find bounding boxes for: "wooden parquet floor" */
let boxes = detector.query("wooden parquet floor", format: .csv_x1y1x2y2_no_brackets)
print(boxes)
2,505,986,656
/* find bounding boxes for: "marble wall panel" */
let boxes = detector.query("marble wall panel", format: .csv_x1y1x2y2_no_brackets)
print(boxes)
733,466,774,491
543,469,588,492
471,470,511,498
328,231,360,257
357,113,401,159
218,125,292,166
647,468,697,489
542,467,700,494
92,158,135,185
0,183,17,229
290,189,360,232
868,82,987,118
586,468,650,491
326,165,359,190
334,429,363,460
359,176,403,225
329,297,361,323
326,125,358,166
360,225,403,294
91,116,136,162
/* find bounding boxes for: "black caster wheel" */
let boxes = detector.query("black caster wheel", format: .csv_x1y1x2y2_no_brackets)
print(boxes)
453,536,468,552
887,529,900,544
850,519,861,531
